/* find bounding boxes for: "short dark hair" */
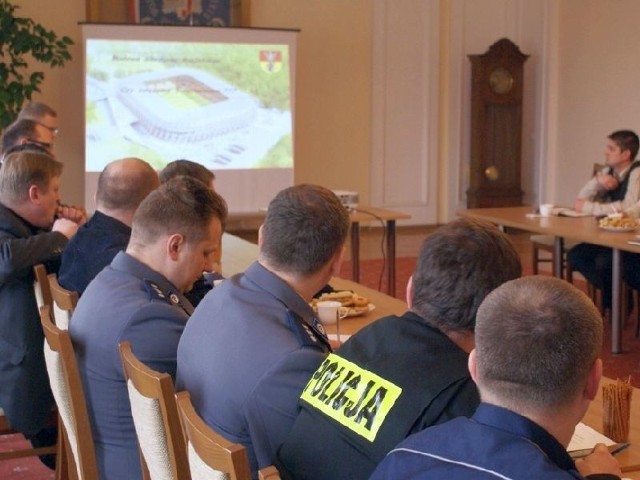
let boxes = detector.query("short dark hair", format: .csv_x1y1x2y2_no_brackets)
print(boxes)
17,102,57,121
475,276,602,410
0,151,62,204
160,160,215,187
609,130,639,160
411,218,521,333
260,184,350,276
1,119,40,153
97,158,159,211
131,176,228,247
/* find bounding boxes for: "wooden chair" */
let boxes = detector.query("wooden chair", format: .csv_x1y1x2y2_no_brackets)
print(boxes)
118,341,190,480
40,304,98,480
33,263,53,310
530,234,578,281
175,390,281,480
48,273,79,330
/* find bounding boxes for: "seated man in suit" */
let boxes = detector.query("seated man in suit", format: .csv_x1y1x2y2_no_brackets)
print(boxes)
370,276,622,480
70,176,227,480
276,218,522,480
568,130,640,315
0,150,81,466
58,157,159,295
177,184,350,478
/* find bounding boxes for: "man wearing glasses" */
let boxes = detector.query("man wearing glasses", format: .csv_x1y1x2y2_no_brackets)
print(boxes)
17,102,59,140
1,119,56,157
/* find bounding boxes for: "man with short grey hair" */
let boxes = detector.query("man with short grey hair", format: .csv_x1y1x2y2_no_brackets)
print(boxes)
371,276,622,480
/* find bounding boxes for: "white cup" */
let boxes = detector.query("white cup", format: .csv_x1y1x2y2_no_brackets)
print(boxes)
316,301,348,325
539,203,554,217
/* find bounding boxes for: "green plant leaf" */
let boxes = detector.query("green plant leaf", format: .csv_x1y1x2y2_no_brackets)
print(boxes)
0,0,73,127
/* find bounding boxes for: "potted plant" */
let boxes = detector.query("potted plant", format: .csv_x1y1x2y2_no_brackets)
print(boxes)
0,0,73,128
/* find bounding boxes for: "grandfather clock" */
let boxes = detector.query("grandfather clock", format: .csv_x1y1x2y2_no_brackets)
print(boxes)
466,38,528,208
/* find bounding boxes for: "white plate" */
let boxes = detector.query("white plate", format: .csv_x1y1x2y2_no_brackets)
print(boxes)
344,303,376,318
599,225,639,233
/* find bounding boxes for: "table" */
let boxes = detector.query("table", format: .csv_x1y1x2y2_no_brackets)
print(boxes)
221,233,408,332
228,206,411,296
582,377,640,476
346,207,411,296
327,277,407,335
458,206,640,354
220,232,259,277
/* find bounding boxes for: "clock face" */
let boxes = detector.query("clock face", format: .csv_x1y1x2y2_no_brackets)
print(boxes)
488,67,514,95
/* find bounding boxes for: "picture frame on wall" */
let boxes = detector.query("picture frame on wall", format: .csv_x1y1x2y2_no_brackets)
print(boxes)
130,0,245,26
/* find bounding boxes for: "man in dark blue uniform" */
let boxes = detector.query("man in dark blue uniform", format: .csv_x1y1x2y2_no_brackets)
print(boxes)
371,276,622,480
70,176,227,480
176,184,350,478
58,157,159,295
276,218,522,480
0,151,82,460
159,159,221,306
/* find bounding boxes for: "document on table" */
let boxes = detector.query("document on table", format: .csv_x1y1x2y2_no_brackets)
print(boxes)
553,207,592,218
568,422,628,459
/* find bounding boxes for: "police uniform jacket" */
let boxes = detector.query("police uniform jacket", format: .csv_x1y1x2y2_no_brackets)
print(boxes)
0,203,67,435
276,311,479,480
176,261,331,478
370,403,621,480
70,251,193,480
58,210,131,295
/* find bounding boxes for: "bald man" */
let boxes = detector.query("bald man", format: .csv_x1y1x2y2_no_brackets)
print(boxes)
58,158,160,294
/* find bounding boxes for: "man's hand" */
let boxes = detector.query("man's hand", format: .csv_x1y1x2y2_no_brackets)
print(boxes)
597,174,620,191
57,204,87,225
574,444,622,478
574,198,587,212
52,218,80,239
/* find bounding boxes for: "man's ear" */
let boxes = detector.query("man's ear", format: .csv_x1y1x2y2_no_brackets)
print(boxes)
258,224,264,248
584,358,602,401
468,349,478,383
406,275,414,308
329,246,346,277
28,185,40,204
166,233,185,261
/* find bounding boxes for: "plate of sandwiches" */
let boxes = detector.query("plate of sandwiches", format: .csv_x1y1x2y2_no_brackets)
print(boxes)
310,290,375,317
598,215,640,233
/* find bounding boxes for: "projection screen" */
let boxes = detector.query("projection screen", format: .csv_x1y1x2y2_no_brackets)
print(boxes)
81,23,297,212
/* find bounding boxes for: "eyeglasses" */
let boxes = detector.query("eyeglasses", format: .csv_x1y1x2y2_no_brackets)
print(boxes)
26,139,53,151
35,122,59,136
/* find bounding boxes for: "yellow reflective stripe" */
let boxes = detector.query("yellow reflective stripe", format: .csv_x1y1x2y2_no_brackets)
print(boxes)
300,353,402,442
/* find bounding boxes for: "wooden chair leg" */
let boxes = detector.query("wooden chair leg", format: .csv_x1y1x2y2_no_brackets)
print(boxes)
532,246,540,275
565,261,574,284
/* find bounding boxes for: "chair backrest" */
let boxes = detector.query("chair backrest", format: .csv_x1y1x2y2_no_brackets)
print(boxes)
258,467,282,480
40,304,98,480
118,341,190,480
175,391,280,480
48,273,79,330
33,263,53,310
